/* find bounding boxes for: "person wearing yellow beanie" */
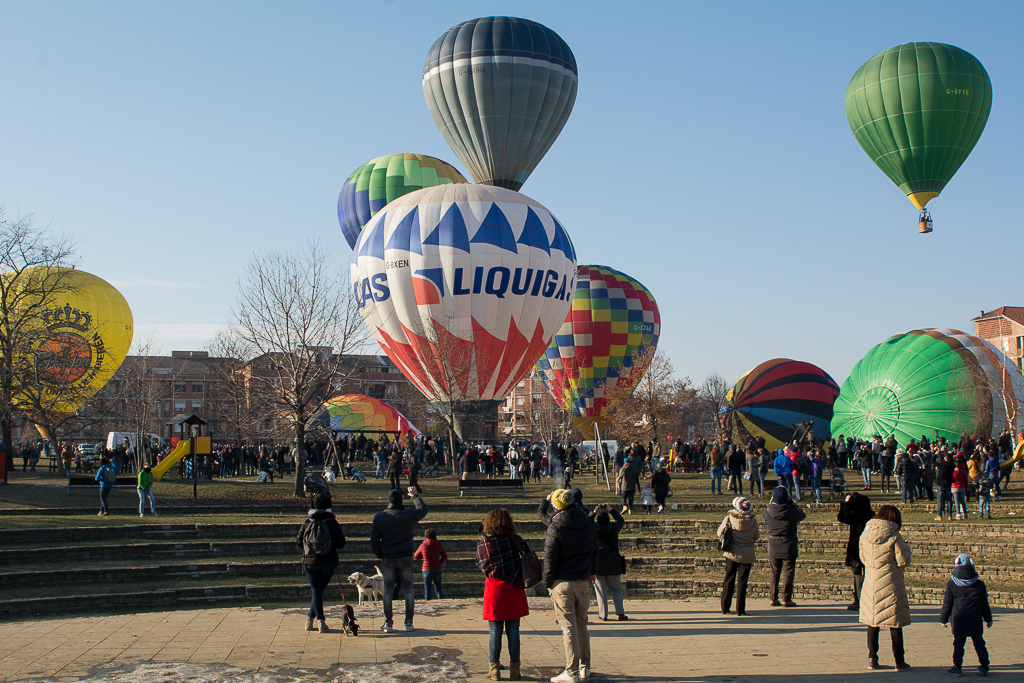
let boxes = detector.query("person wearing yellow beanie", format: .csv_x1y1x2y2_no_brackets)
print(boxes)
551,488,575,510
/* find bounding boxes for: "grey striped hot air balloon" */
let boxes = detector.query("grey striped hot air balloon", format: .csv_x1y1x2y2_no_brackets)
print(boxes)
422,16,578,192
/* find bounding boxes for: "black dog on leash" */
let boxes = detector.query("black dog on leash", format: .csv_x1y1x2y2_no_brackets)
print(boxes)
342,604,359,636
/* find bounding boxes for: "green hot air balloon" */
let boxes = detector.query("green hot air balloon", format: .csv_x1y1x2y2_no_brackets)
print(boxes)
845,43,992,233
831,329,1024,447
422,17,578,191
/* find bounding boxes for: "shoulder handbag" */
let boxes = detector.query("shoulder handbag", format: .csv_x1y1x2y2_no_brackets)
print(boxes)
519,542,543,589
719,518,734,552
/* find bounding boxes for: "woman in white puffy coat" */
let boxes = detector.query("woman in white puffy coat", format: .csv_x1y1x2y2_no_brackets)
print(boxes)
859,504,912,671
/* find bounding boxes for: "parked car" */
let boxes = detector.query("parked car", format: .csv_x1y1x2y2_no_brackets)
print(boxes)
77,443,97,456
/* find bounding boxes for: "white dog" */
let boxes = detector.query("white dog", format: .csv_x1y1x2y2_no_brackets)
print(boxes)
347,567,384,604
323,466,337,484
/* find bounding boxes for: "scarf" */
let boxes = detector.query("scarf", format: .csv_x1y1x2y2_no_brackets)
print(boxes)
952,553,978,587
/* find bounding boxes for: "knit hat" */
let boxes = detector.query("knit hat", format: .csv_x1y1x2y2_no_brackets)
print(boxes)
387,489,405,509
732,496,751,513
954,553,974,567
571,487,583,504
551,489,574,510
952,553,978,587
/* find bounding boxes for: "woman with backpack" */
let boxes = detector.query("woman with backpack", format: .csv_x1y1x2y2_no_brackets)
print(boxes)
295,492,346,633
476,508,530,681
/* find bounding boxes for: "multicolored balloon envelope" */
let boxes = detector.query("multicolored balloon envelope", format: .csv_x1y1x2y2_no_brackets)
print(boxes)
351,184,577,432
338,153,468,250
846,42,992,213
5,267,133,414
722,359,840,451
831,329,1024,447
534,265,660,435
321,394,421,436
423,16,577,191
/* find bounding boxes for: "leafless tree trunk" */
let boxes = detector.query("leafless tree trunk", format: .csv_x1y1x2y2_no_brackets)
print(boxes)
223,239,368,497
697,372,732,439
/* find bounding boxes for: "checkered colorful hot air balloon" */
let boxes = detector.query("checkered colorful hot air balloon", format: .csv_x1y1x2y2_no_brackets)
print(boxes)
322,394,421,436
351,184,577,435
534,265,660,435
338,154,468,249
721,359,840,451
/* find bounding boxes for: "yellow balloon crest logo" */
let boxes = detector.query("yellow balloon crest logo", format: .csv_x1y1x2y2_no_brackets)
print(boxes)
36,302,108,397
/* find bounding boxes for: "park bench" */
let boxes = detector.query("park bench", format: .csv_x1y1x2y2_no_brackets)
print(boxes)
456,477,526,498
66,476,139,495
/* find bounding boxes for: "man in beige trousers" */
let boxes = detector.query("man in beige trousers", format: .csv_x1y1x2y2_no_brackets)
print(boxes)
542,488,598,683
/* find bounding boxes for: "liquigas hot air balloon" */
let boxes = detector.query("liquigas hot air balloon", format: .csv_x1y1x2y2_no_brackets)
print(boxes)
831,329,1024,447
721,359,840,451
351,184,576,436
4,267,133,414
534,265,660,435
846,42,992,233
422,16,578,191
337,153,468,249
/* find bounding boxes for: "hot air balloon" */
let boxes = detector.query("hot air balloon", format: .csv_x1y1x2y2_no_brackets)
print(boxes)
422,16,578,191
721,359,840,451
350,184,577,436
831,329,1024,447
317,394,422,436
846,42,992,233
5,267,133,414
337,153,468,250
534,265,660,435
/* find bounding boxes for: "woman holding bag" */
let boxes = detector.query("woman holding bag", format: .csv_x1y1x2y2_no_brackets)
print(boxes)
717,496,759,615
591,502,628,621
476,508,530,681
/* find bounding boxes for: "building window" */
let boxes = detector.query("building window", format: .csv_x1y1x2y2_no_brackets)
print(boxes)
516,397,525,406
174,401,186,412
174,383,186,392
192,383,203,393
192,401,203,414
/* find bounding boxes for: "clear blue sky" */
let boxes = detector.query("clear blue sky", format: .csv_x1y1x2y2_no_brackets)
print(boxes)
2,0,1021,389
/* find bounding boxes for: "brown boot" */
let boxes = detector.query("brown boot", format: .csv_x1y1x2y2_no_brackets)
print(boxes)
486,662,501,680
509,662,520,680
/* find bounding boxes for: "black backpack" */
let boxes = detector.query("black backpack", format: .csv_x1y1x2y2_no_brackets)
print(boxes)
302,519,333,557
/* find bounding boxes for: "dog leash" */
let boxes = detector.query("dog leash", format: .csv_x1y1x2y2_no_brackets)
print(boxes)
338,575,347,605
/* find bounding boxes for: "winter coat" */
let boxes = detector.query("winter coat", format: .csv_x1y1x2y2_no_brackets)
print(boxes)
837,494,874,570
709,450,725,468
137,470,154,491
370,495,428,559
762,495,806,560
295,510,347,567
859,519,912,628
967,457,982,483
772,454,791,479
414,538,447,571
951,465,969,492
935,460,955,488
615,465,641,494
542,504,598,588
727,450,746,472
650,468,671,497
593,508,625,575
746,453,760,476
717,510,759,565
939,566,992,637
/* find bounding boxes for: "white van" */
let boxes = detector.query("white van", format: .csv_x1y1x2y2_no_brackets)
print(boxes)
106,432,164,452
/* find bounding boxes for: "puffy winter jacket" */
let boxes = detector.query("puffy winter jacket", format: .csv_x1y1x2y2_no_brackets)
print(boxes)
414,538,447,571
935,459,955,488
542,505,598,588
717,510,759,565
592,508,625,576
951,465,969,492
762,495,806,560
859,519,912,628
615,465,641,494
370,495,428,559
837,493,874,570
939,565,992,637
295,510,347,567
772,453,791,479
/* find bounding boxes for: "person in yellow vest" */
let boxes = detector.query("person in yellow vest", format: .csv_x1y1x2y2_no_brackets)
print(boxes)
138,466,157,517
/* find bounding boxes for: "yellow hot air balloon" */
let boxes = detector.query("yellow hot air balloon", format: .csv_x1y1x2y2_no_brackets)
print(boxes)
5,267,133,413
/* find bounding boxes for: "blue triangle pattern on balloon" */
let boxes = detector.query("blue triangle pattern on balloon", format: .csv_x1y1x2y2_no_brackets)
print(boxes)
470,203,518,253
550,218,575,261
357,212,386,260
516,207,551,254
422,204,470,252
385,209,423,255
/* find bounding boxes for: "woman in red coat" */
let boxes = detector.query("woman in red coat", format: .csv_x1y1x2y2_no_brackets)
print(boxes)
476,508,530,681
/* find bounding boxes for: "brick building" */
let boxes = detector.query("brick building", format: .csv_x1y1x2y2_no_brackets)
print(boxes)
499,367,564,441
973,307,1024,372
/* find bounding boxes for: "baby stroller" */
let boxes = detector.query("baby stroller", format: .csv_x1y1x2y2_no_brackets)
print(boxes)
829,467,846,501
303,473,331,498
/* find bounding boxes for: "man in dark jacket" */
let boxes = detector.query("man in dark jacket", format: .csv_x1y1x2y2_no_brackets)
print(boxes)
370,487,428,632
935,453,956,521
543,488,598,682
762,487,806,607
939,553,992,676
386,449,402,491
837,492,874,610
295,493,347,633
591,503,627,621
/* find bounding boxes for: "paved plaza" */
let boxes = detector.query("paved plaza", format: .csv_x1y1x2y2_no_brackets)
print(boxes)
2,598,1022,682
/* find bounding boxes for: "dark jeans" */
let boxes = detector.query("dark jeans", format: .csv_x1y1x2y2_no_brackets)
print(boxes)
937,487,953,517
721,559,751,613
303,564,335,620
749,476,761,497
654,494,666,509
99,487,111,514
389,473,401,490
423,570,443,599
382,557,415,627
620,492,634,510
488,618,521,663
952,633,989,669
768,557,795,602
900,480,915,503
867,626,905,664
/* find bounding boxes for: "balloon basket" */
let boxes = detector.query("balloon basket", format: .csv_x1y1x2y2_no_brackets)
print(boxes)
918,209,933,234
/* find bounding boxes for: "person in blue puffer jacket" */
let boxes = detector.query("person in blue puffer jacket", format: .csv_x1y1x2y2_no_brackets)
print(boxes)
773,450,791,494
983,451,1001,500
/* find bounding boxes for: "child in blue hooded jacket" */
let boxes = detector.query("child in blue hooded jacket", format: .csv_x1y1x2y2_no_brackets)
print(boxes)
939,554,992,677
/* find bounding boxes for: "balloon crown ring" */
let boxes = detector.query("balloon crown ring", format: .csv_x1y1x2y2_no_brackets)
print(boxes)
44,304,93,333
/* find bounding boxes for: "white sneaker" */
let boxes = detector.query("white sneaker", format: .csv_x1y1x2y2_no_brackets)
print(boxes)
579,664,591,679
550,670,579,683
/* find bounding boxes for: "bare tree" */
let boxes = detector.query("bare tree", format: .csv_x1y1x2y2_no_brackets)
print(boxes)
207,331,261,443
697,372,732,439
223,240,368,497
108,335,169,469
603,349,696,447
0,208,78,456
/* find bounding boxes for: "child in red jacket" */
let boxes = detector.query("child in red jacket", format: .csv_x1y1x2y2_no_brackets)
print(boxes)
414,528,448,599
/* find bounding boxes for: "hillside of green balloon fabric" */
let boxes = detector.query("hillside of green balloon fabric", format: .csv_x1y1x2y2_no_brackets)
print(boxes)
831,329,1024,447
845,42,992,211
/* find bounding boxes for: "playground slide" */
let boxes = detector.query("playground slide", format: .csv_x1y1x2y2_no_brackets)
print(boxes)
152,440,190,480
1002,434,1024,469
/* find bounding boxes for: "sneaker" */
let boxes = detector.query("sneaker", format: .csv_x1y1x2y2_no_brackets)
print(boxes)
617,613,628,621
405,623,415,632
550,671,579,683
947,667,963,677
140,514,145,518
935,516,943,521
895,662,911,671
579,664,590,680
978,665,989,676
380,624,393,633
868,658,879,670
